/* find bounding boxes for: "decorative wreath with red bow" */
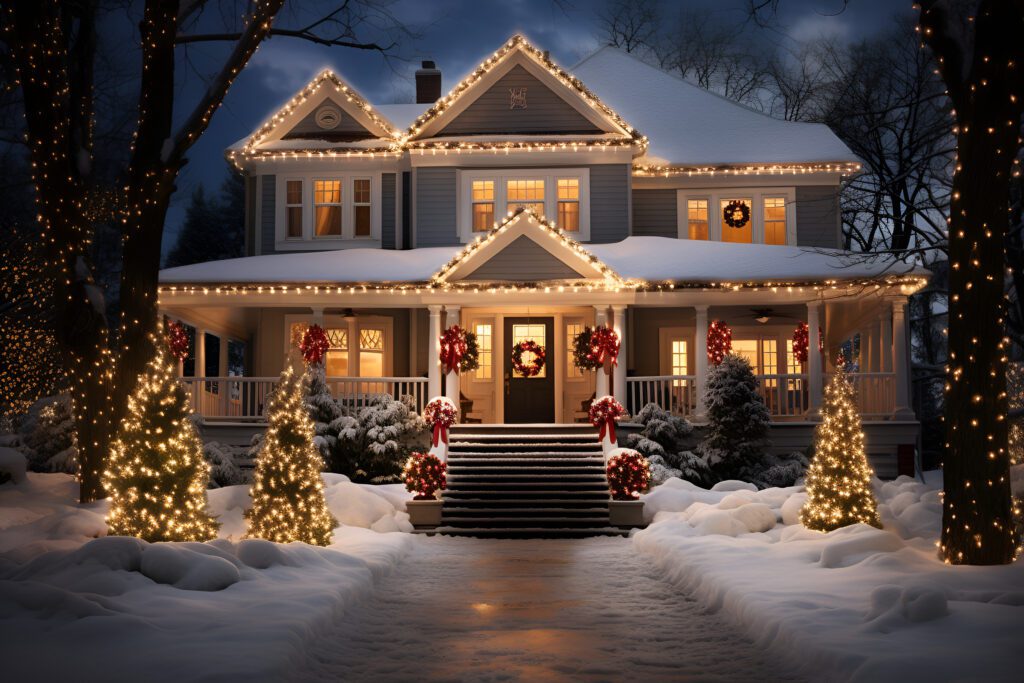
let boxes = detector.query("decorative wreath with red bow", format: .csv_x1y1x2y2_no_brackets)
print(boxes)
589,395,626,444
423,397,458,448
439,325,469,375
300,324,330,366
511,340,546,378
166,319,189,362
792,322,824,364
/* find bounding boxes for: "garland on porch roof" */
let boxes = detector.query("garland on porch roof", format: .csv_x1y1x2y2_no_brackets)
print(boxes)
792,322,824,364
300,324,329,366
589,396,626,444
606,449,651,501
439,325,469,375
707,320,733,366
402,452,447,500
511,339,546,378
423,397,458,448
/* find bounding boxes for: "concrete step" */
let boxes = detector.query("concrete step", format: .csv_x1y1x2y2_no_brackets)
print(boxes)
419,526,629,538
440,516,610,527
443,506,610,517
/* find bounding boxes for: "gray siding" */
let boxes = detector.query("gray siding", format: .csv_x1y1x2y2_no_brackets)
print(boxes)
381,173,396,249
414,167,458,247
590,164,630,243
463,236,584,281
401,172,411,250
438,65,602,136
632,189,676,238
282,97,371,138
796,185,840,248
245,175,257,256
260,175,276,255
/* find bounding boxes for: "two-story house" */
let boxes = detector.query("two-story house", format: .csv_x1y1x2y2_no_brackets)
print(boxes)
159,35,926,474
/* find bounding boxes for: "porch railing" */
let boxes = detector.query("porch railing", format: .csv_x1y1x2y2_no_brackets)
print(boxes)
839,372,895,419
181,376,429,421
626,375,697,418
757,373,809,418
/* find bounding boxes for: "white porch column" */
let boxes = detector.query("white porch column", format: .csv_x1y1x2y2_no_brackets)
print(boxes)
310,307,325,326
594,306,609,397
611,305,627,408
892,298,914,418
444,305,461,411
427,305,443,399
195,328,207,378
807,301,823,417
694,305,709,419
880,311,893,373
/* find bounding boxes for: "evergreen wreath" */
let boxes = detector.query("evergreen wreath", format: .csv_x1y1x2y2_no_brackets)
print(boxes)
300,324,329,366
402,452,447,500
606,449,651,500
439,325,468,374
722,200,751,229
460,331,480,373
572,327,600,371
707,320,733,365
511,340,546,377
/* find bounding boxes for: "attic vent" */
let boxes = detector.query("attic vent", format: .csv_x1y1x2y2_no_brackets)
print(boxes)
315,106,342,130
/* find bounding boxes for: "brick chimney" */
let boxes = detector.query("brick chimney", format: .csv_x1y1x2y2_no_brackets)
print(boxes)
415,60,441,104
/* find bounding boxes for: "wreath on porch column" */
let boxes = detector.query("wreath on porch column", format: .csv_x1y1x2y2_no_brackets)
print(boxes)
511,340,546,377
439,325,468,374
165,319,189,362
792,322,824,364
707,320,733,366
300,324,329,366
572,326,620,372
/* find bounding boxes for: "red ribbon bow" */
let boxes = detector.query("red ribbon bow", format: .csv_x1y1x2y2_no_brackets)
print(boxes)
598,418,616,444
432,422,449,448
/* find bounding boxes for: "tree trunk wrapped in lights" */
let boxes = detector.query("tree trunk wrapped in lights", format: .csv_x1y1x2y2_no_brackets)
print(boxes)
247,364,336,546
800,365,881,532
103,341,218,542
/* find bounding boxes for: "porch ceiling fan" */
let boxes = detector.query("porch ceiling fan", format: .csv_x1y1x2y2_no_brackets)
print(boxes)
738,308,803,325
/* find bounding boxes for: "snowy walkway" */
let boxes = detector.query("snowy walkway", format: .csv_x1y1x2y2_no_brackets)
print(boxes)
294,535,803,682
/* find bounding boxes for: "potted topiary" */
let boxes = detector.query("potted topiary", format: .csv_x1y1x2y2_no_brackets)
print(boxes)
606,448,650,528
403,452,447,528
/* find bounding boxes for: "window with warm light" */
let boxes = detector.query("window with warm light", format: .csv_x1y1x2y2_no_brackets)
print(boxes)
472,181,495,232
687,199,708,240
507,179,545,216
314,180,342,237
474,323,493,379
566,322,583,378
764,197,787,245
325,328,349,376
353,178,371,237
721,198,753,243
286,180,303,238
557,179,580,232
671,339,689,387
732,339,760,372
359,327,385,377
786,339,800,373
512,323,546,378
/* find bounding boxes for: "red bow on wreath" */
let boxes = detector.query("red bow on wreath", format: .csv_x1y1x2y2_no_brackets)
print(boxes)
588,327,620,371
300,324,330,366
424,398,457,447
589,396,625,444
439,325,468,375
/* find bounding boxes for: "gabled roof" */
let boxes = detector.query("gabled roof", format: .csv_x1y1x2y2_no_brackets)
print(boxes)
405,35,645,146
430,209,629,287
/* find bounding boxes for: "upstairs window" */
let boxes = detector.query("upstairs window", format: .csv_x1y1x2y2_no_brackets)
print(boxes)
687,199,708,240
286,180,303,238
507,179,545,216
721,198,753,244
764,197,787,245
677,189,795,245
557,179,580,232
353,179,372,237
472,180,495,232
314,180,342,237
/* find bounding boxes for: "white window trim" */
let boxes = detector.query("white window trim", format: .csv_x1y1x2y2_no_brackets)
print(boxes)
276,172,382,250
457,168,591,243
282,314,393,376
676,187,796,245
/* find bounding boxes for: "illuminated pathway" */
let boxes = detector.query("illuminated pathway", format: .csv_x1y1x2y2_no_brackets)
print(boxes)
293,536,803,682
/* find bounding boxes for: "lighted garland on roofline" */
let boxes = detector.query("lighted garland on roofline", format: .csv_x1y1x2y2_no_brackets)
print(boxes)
632,161,862,177
792,322,824,364
707,320,733,365
511,340,546,378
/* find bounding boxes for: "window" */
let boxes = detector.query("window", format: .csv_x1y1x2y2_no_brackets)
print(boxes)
472,181,494,232
286,180,303,238
732,339,760,373
512,323,546,378
325,328,349,376
314,180,342,237
359,327,385,377
566,322,583,378
786,339,800,372
353,178,371,237
507,179,545,216
475,323,493,379
720,198,753,244
687,199,708,240
671,339,689,389
557,179,580,232
764,197,787,245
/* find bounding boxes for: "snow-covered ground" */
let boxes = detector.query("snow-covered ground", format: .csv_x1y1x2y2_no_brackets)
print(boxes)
0,471,415,682
636,470,1024,682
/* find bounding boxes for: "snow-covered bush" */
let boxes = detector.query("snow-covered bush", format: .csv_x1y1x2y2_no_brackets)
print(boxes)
203,441,245,487
305,364,343,464
330,394,428,483
624,403,711,486
753,451,809,489
18,394,78,474
696,354,771,482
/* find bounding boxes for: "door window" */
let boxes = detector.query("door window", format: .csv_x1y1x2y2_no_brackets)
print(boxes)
512,323,546,378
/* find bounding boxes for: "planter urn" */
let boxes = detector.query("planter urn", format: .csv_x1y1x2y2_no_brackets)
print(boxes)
406,499,443,528
609,499,645,528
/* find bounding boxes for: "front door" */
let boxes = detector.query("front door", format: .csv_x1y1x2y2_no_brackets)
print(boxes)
504,317,555,423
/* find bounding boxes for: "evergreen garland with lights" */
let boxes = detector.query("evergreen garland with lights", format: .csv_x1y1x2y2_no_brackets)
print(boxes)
103,339,218,542
800,364,881,532
246,364,336,546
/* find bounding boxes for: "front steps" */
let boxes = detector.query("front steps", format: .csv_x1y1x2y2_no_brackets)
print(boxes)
432,424,626,538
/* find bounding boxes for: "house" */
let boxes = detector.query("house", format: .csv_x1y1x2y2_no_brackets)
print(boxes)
159,35,927,475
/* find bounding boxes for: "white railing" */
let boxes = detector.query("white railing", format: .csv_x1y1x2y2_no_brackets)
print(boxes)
842,372,895,418
181,376,429,421
626,375,697,417
757,373,809,418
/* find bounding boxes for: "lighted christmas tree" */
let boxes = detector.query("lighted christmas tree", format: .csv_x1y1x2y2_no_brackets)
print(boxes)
104,340,218,542
800,365,881,532
247,364,336,546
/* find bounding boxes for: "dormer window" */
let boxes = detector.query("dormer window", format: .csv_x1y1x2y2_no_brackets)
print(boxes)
557,179,580,232
459,169,591,242
677,188,794,245
275,173,381,249
507,179,545,215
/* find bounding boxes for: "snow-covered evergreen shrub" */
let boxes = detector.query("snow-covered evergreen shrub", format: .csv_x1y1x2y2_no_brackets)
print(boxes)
305,364,342,464
203,441,245,487
19,395,78,474
696,354,772,482
624,403,711,486
330,394,428,483
749,451,809,489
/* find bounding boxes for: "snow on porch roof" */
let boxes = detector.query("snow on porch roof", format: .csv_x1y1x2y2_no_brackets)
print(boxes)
158,238,926,288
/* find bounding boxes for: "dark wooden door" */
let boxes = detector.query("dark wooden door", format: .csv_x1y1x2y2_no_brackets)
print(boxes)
504,317,555,423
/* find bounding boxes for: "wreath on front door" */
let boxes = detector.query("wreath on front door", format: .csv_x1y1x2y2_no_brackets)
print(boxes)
723,200,750,229
511,340,546,378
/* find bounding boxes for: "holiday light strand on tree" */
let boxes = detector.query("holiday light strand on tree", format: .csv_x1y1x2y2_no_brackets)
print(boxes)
589,396,626,444
800,364,881,532
439,325,469,375
300,324,329,366
791,322,823,364
246,364,336,546
423,396,458,448
607,449,651,500
707,320,733,365
511,339,546,377
402,452,447,500
103,336,218,542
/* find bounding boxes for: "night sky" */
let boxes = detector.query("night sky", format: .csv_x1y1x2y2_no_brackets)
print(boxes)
162,0,912,254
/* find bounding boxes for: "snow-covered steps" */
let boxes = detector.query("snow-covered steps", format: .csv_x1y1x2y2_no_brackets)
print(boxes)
437,424,626,538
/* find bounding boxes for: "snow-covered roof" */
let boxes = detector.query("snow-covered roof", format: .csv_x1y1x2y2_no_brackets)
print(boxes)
159,238,923,287
570,47,856,167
